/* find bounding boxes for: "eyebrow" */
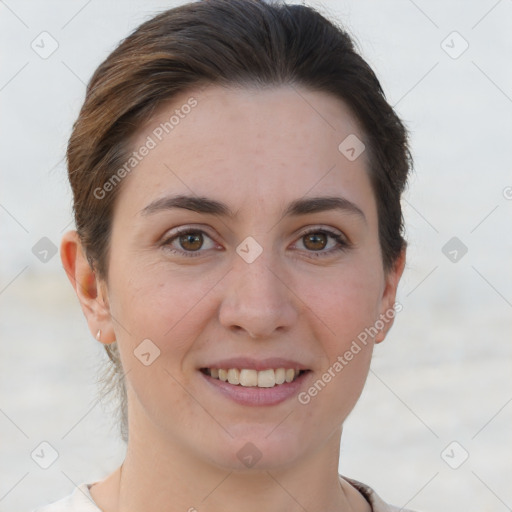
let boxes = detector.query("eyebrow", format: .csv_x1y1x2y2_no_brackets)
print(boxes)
140,194,366,222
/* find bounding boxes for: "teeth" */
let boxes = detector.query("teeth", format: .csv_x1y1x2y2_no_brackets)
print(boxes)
239,369,258,387
275,368,285,385
257,369,275,388
227,368,240,385
205,367,303,387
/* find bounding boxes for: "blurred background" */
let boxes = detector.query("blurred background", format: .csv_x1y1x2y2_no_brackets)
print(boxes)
1,1,511,511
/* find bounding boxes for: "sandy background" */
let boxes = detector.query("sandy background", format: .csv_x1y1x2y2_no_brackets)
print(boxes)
1,1,511,511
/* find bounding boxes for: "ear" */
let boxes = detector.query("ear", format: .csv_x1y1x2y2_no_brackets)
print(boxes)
60,230,116,344
374,248,406,343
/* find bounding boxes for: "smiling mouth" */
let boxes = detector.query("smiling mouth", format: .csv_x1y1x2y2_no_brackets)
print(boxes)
200,368,309,388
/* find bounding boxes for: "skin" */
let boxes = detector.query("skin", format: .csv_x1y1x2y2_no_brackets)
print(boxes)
61,85,405,512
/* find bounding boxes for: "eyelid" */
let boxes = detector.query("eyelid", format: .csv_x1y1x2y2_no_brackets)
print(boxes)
295,224,346,240
162,224,217,241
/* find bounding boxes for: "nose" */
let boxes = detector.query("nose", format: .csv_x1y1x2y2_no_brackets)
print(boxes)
218,253,299,339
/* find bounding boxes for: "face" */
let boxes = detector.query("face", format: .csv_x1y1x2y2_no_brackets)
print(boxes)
99,85,403,470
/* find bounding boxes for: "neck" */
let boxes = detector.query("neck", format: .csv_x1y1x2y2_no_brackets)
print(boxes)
90,410,370,512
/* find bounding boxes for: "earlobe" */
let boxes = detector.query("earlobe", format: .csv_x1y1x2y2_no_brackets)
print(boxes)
60,230,116,344
374,248,406,343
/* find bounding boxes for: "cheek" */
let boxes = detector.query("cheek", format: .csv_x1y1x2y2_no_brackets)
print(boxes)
297,261,384,349
311,344,373,423
296,273,377,420
109,268,217,427
109,264,222,360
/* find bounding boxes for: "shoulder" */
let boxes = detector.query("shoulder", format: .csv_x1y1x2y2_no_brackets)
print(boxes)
33,477,419,512
30,483,101,512
342,476,418,512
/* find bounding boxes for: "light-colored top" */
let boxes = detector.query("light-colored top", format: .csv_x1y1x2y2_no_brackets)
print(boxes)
31,476,416,512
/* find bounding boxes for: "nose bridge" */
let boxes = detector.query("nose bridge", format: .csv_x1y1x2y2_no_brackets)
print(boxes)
218,246,297,338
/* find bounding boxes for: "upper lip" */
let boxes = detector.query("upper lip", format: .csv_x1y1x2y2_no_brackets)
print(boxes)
200,357,310,371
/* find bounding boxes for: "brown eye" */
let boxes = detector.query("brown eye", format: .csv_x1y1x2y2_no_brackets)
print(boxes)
294,229,348,257
179,232,203,251
303,232,328,251
163,228,218,257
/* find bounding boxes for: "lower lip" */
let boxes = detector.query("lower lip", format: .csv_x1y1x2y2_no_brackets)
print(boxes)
200,371,310,406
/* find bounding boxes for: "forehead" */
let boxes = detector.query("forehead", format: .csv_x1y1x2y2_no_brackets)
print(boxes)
115,84,375,222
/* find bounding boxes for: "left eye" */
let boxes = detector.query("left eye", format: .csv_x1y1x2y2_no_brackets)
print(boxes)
294,229,347,254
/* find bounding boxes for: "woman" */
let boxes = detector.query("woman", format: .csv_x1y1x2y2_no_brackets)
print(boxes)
34,0,414,510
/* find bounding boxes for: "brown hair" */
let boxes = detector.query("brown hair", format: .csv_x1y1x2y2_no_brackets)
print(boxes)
67,0,412,443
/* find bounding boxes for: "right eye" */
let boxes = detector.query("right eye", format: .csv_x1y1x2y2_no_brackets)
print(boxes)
161,228,219,257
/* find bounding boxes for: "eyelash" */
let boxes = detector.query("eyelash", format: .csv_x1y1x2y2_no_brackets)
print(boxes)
161,226,349,258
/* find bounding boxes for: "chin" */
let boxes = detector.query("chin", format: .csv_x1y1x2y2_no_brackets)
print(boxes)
200,426,309,472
